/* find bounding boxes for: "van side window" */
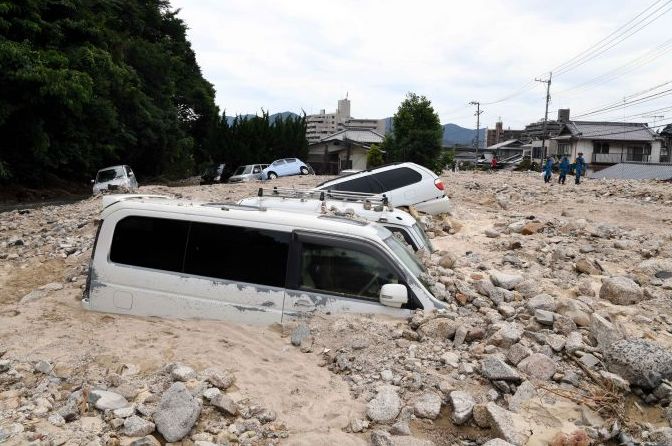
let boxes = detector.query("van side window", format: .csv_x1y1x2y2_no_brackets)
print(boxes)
330,176,382,194
300,242,399,300
372,167,422,191
184,222,289,287
110,217,189,272
385,226,417,250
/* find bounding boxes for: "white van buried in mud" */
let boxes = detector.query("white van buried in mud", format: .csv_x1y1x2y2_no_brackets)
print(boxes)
83,195,446,324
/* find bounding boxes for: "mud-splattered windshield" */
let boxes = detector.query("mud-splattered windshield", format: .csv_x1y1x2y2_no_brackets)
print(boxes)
384,235,425,278
96,167,124,183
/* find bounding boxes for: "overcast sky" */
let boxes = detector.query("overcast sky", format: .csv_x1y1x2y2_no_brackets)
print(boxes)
170,0,672,130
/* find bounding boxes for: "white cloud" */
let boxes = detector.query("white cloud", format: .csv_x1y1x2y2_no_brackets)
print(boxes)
171,0,672,130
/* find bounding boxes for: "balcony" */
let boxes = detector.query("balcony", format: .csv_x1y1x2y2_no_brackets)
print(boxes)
592,153,650,164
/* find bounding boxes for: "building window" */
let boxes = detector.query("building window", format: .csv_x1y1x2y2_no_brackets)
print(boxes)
626,145,650,162
532,147,542,159
661,146,670,163
594,142,609,154
557,143,571,155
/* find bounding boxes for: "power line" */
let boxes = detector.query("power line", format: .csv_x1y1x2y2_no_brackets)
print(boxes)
570,118,672,138
573,87,672,118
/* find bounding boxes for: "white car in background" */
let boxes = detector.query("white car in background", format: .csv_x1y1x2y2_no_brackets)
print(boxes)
92,165,138,195
316,162,450,215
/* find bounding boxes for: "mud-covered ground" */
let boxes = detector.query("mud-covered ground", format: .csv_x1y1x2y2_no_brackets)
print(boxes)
1,171,671,446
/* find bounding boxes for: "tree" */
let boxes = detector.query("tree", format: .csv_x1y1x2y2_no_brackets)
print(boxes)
382,93,443,172
366,144,384,168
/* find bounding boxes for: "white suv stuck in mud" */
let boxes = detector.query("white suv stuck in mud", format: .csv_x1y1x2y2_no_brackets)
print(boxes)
83,195,446,324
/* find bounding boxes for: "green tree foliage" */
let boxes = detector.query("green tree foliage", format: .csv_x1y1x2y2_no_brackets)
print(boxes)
0,0,225,184
382,92,443,172
438,150,454,172
366,143,384,168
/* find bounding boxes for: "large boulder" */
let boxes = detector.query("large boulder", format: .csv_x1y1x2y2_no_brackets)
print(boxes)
153,383,201,442
480,356,521,382
604,339,672,389
417,318,459,340
449,391,475,424
590,313,624,350
599,277,643,305
517,354,557,381
413,392,442,420
367,386,402,423
484,402,531,446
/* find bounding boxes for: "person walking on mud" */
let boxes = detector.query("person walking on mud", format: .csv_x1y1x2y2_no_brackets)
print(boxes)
543,157,554,183
490,156,498,171
574,152,586,185
558,156,570,185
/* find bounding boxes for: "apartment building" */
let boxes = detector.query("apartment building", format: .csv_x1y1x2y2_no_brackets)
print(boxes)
306,97,384,144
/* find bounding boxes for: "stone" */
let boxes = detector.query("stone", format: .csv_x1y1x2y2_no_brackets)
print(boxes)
578,353,600,369
390,420,411,436
546,334,566,352
130,437,161,446
599,277,643,305
88,389,129,410
211,393,238,416
439,252,459,269
526,294,556,312
485,229,501,238
367,386,402,423
113,405,136,418
40,282,64,291
514,280,541,298
203,368,235,390
418,318,459,340
291,323,310,346
124,416,155,437
202,387,221,401
598,370,630,392
171,365,196,382
509,380,536,413
472,403,490,428
575,259,599,275
490,271,524,290
517,353,557,380
534,309,554,326
0,359,10,373
153,382,201,442
483,440,516,446
34,359,53,374
521,221,544,235
590,314,624,350
449,390,475,424
489,322,524,348
19,289,47,304
480,356,521,382
370,430,394,446
578,279,595,297
442,352,460,368
350,418,368,433
604,339,672,389
507,343,531,366
485,402,531,446
48,413,65,426
553,315,578,335
648,427,672,446
413,392,442,420
508,221,526,233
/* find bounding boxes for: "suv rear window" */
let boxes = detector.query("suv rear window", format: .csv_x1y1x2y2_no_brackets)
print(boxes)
329,176,382,194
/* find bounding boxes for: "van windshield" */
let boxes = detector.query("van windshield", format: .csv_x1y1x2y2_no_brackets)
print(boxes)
97,167,124,183
384,235,425,278
412,223,434,252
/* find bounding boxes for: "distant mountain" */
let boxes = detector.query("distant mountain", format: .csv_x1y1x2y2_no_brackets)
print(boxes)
225,111,300,126
383,118,485,148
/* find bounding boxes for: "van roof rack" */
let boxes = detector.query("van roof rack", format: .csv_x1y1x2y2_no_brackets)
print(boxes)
202,203,267,212
257,187,391,209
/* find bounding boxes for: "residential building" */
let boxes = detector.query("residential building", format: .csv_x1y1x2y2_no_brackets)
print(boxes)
486,120,524,147
305,97,384,144
485,139,527,160
307,128,384,174
661,124,671,163
551,110,664,170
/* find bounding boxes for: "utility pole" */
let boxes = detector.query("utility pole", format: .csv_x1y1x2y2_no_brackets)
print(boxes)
469,101,483,156
535,72,552,168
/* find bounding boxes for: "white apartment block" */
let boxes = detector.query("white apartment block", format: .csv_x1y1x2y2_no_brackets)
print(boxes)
306,98,385,144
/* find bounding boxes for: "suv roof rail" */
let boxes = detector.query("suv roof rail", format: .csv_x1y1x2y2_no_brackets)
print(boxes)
257,187,391,208
101,194,170,209
202,203,267,212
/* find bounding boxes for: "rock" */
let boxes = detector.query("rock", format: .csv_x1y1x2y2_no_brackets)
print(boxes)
578,353,600,369
509,381,536,413
350,418,368,433
413,392,442,420
521,221,544,235
171,365,196,382
507,343,531,366
203,368,235,390
546,334,566,352
34,359,53,374
153,382,201,442
575,259,599,275
442,352,460,368
604,339,672,389
48,413,65,426
211,393,238,416
508,221,526,233
89,389,129,410
390,420,411,436
40,282,64,291
418,318,459,340
113,406,136,418
291,323,310,346
598,370,630,392
517,353,557,380
130,437,161,446
485,402,531,446
482,440,516,446
439,252,459,269
590,314,624,350
648,427,672,446
490,271,523,290
599,277,643,305
19,289,47,304
526,294,556,312
514,280,541,298
485,229,501,238
553,314,578,335
614,239,634,250
489,322,524,348
534,309,554,326
577,279,595,296
449,390,475,424
202,387,221,401
124,416,155,437
367,386,402,423
370,430,394,446
480,356,521,382
0,359,10,372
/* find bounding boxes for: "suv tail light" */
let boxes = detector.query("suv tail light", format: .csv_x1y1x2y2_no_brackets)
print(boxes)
434,178,445,191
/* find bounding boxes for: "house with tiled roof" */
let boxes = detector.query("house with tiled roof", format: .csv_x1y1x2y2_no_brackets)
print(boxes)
551,113,664,169
307,128,384,174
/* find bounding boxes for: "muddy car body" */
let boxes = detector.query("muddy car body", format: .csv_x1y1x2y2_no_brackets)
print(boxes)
92,165,138,195
83,195,445,324
228,164,268,183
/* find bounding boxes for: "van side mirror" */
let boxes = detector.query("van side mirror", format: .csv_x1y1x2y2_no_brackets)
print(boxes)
379,284,408,308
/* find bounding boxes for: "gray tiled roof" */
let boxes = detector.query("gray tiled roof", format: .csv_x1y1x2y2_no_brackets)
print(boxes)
487,139,524,149
588,163,672,180
317,128,384,144
561,121,657,142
